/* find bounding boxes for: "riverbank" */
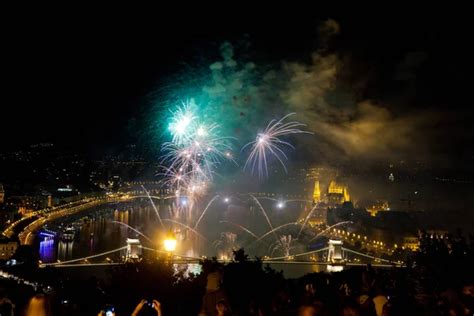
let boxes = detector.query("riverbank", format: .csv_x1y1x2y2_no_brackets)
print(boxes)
17,196,132,245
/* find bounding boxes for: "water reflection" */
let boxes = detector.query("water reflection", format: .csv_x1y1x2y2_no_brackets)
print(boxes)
39,239,55,262
34,200,334,277
57,241,74,261
35,203,157,263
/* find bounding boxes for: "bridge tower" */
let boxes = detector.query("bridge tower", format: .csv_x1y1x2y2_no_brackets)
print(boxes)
125,238,142,261
327,239,343,263
327,239,344,272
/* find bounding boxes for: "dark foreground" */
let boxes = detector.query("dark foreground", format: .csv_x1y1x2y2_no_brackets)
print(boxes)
1,234,473,316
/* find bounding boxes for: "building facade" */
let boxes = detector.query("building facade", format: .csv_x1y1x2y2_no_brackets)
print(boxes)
0,240,17,260
0,183,4,204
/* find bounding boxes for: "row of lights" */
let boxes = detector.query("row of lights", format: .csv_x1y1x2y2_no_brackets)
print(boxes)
223,196,285,209
331,229,390,250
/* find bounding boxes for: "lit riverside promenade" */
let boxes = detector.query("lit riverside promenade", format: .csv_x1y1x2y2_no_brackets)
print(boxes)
6,191,403,268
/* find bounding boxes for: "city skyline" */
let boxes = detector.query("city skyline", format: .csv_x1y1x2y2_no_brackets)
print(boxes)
0,6,472,267
0,9,473,315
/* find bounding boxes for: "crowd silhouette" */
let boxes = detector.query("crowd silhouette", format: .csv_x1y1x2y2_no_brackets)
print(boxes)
0,232,472,315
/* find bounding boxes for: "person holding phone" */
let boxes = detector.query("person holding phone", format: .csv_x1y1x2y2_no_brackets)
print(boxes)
97,305,116,316
131,299,162,316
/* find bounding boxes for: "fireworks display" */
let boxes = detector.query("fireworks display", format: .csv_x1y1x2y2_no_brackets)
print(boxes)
11,17,440,275
243,113,312,178
167,102,197,145
161,102,311,198
158,100,314,258
160,101,234,200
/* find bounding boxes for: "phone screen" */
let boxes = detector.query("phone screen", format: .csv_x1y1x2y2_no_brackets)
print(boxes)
105,306,114,316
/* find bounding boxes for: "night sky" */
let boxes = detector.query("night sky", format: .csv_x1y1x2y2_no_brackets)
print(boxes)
2,9,473,170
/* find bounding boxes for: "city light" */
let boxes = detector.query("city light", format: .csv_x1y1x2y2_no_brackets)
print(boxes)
163,231,177,252
224,197,230,203
164,238,177,252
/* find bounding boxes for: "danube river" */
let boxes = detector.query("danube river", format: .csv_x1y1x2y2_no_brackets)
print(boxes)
34,198,328,277
36,200,160,263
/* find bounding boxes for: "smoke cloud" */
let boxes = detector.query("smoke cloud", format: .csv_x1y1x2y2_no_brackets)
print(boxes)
153,19,467,170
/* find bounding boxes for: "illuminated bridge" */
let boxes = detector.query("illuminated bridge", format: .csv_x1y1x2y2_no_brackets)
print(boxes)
39,239,403,269
6,190,403,269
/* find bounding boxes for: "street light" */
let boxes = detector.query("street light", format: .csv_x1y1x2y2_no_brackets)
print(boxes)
224,197,230,203
164,231,177,252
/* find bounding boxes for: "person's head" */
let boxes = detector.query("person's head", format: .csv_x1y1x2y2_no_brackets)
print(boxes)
298,305,317,316
305,283,316,295
462,283,474,297
216,300,228,315
25,294,52,316
373,284,386,296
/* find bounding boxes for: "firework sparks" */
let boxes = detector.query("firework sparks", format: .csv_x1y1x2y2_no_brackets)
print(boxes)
214,232,239,260
157,100,236,242
243,113,312,178
167,101,197,145
270,235,294,257
160,102,234,200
